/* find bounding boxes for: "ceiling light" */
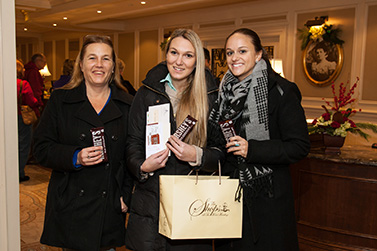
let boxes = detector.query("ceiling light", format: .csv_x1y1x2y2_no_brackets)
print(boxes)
53,23,57,27
24,27,28,31
97,10,102,14
141,1,146,4
63,16,68,20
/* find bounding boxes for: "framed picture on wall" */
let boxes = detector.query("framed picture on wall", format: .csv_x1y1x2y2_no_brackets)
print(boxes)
303,40,343,86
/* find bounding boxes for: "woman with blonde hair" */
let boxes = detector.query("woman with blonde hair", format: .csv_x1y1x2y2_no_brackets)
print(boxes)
33,35,134,251
125,28,219,251
16,59,39,182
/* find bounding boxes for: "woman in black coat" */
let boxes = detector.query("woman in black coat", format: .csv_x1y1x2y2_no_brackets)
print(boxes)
209,28,310,251
125,29,220,251
33,35,133,251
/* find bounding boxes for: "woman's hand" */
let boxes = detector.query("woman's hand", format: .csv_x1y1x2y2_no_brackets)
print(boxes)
166,135,196,162
77,146,104,166
120,197,128,213
226,136,248,158
140,148,169,173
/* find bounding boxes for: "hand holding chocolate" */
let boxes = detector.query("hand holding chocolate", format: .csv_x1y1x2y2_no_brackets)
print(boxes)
219,119,236,143
90,127,108,162
173,115,197,141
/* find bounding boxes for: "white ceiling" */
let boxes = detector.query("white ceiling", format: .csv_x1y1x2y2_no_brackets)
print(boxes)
15,0,254,36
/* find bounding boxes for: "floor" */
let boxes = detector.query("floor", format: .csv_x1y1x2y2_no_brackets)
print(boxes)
19,164,128,251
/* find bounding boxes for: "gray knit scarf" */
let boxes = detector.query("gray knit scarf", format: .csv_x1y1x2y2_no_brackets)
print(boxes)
209,59,273,199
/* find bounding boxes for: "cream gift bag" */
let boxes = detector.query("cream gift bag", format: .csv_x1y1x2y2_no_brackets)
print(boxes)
159,168,242,239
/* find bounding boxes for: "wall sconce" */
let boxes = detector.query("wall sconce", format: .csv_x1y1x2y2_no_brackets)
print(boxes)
270,59,284,78
39,64,51,77
305,16,328,28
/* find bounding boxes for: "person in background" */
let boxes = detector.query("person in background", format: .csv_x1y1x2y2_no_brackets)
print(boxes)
117,58,136,95
52,59,75,89
33,35,134,251
203,47,211,69
125,29,219,251
208,28,310,251
23,53,46,117
17,59,39,182
204,47,220,86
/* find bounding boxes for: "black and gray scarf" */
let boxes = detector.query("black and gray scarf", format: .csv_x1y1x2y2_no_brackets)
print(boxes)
209,59,273,199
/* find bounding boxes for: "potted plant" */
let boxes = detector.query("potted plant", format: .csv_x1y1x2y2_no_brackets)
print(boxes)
308,78,377,153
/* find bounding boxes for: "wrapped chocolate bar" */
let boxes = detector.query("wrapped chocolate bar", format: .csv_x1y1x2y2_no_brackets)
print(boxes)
219,119,236,143
90,127,108,162
173,115,197,141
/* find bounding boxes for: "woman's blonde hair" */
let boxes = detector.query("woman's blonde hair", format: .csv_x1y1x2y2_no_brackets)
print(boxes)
63,35,126,91
16,60,24,79
165,29,208,147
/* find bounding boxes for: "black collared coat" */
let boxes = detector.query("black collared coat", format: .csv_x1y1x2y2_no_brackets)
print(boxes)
33,82,134,251
125,62,220,251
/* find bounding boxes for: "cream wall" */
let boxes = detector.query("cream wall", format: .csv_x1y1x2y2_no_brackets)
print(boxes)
1,0,21,250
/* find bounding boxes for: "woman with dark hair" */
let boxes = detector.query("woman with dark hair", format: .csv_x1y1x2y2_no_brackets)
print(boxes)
125,28,219,251
33,35,134,251
209,28,310,250
52,59,75,89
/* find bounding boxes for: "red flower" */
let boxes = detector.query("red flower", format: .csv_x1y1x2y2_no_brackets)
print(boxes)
312,119,318,125
331,121,341,128
322,113,331,121
349,120,357,128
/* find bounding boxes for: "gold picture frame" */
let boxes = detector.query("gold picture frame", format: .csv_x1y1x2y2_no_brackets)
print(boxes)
303,40,343,86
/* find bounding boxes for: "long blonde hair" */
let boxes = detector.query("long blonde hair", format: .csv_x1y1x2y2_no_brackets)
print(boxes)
165,29,208,147
63,35,126,91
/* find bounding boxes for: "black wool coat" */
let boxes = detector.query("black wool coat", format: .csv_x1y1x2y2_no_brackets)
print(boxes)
211,69,310,251
33,82,134,251
125,62,220,251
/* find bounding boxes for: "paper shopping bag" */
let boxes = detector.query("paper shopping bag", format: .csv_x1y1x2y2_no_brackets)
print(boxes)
159,175,242,239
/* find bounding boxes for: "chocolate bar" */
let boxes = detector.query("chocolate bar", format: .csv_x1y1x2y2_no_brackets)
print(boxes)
90,127,108,162
173,115,197,141
219,119,236,143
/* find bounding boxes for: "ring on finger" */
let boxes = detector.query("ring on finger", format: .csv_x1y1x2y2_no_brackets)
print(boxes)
234,141,240,147
87,155,90,159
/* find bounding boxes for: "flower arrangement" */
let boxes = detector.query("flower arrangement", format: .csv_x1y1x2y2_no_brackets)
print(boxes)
308,78,377,140
298,24,344,50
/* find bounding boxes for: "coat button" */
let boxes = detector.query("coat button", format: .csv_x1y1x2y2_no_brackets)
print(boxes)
102,191,107,198
79,133,86,141
111,135,118,141
105,163,110,170
79,189,85,197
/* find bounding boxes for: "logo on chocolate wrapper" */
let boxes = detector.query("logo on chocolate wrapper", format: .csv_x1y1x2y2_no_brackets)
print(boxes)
188,199,230,218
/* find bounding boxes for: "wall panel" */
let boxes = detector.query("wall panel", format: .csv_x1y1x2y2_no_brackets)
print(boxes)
139,30,158,89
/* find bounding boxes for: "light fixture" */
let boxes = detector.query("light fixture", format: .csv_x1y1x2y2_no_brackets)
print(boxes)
39,65,51,77
53,23,57,27
141,1,146,4
24,27,28,31
63,16,68,20
270,59,284,78
305,16,328,28
97,10,102,14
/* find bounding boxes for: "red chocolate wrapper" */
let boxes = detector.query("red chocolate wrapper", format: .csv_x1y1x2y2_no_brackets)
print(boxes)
173,115,197,141
219,119,236,143
90,127,108,162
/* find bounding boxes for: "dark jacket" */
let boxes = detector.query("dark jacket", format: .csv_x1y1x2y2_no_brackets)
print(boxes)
23,61,44,116
33,82,134,251
212,69,310,251
125,62,219,251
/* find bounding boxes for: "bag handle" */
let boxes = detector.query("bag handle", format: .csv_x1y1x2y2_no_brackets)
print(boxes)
188,160,222,185
18,80,23,107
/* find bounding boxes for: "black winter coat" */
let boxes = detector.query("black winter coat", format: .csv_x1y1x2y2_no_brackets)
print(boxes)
33,82,134,251
212,69,310,251
125,62,220,251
